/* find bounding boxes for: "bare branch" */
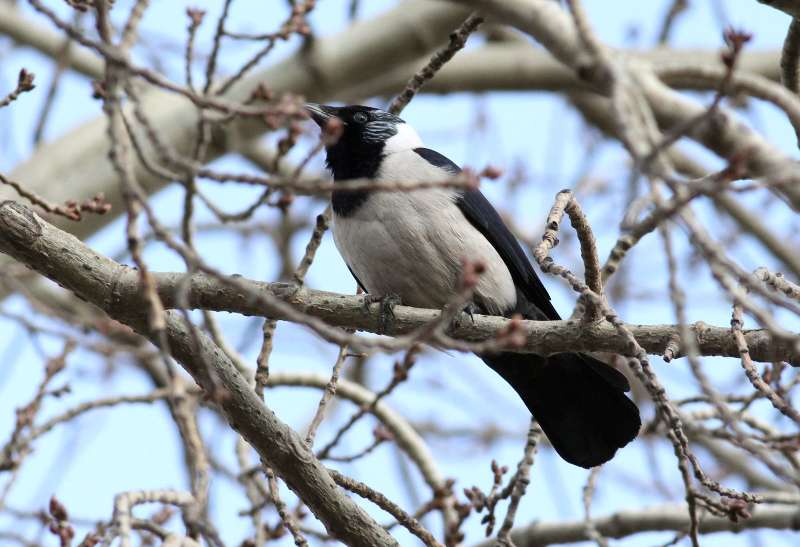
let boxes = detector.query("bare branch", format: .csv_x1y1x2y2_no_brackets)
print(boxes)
0,201,793,363
0,69,35,109
0,1,470,300
473,503,800,546
0,201,397,546
388,12,484,115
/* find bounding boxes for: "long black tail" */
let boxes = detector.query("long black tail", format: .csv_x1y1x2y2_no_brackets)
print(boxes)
481,351,640,468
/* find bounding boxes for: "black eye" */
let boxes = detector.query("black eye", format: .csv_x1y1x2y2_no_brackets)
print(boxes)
352,112,369,124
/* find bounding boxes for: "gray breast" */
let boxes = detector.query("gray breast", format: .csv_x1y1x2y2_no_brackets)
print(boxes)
331,150,517,315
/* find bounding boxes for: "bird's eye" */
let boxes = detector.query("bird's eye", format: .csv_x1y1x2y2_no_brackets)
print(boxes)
352,112,369,124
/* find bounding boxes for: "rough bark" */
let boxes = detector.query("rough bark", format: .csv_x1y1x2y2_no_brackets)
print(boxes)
0,200,399,546
473,503,800,546
0,201,794,366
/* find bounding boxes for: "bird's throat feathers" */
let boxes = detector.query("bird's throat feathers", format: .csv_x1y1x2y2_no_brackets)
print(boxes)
326,120,423,216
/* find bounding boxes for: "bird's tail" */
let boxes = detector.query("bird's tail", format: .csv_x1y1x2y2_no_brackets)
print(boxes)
480,351,641,468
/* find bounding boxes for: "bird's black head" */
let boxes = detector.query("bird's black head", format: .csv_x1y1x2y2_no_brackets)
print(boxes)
306,104,421,180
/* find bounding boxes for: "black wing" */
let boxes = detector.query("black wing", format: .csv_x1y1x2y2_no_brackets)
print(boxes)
347,265,367,293
413,147,560,320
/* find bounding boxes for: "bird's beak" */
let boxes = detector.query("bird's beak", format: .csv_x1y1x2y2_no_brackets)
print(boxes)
305,103,339,127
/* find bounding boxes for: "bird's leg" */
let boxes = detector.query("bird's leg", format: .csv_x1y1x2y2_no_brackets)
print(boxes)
464,302,478,323
362,293,402,334
452,302,479,329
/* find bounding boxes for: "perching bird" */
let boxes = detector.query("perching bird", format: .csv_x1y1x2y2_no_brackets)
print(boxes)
306,103,640,468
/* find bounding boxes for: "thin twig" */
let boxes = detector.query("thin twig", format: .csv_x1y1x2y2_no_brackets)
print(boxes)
328,469,442,547
388,13,484,115
496,421,540,544
0,69,35,109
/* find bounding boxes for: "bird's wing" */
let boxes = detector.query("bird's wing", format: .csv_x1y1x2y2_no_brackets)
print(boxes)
347,264,367,293
413,147,560,320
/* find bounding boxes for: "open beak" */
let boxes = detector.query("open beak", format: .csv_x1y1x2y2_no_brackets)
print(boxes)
305,103,339,127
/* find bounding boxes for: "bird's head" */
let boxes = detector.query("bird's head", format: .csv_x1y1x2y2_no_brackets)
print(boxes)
305,104,423,179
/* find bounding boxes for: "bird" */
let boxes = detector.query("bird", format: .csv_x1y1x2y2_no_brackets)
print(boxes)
306,103,640,468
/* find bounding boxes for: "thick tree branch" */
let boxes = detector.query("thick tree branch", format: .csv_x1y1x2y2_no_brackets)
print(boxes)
265,371,447,505
451,0,800,208
0,2,783,271
568,91,800,281
0,207,397,546
0,201,795,364
473,503,800,546
1,3,785,301
0,7,104,79
339,44,781,99
757,0,800,19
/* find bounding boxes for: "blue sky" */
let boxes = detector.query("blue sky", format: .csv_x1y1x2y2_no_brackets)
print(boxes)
0,1,798,545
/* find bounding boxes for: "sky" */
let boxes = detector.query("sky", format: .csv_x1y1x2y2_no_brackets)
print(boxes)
0,1,797,546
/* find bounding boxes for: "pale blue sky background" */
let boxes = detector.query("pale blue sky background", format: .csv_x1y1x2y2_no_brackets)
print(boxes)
0,1,797,545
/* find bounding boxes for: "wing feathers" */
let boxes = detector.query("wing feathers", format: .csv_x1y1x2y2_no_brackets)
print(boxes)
413,147,559,319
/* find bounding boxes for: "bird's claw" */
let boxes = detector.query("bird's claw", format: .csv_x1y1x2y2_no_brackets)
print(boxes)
452,303,478,330
362,293,402,334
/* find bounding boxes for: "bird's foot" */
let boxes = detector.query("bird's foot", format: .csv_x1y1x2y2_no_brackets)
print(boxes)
362,293,402,334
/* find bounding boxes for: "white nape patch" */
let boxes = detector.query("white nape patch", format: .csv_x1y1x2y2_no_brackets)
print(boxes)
382,123,423,155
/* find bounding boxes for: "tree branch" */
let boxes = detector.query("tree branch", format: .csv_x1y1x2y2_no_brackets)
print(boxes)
0,7,104,79
757,0,800,19
0,200,398,546
265,371,448,511
451,0,800,208
473,503,800,546
0,0,469,299
0,201,794,365
567,91,800,281
338,44,781,99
